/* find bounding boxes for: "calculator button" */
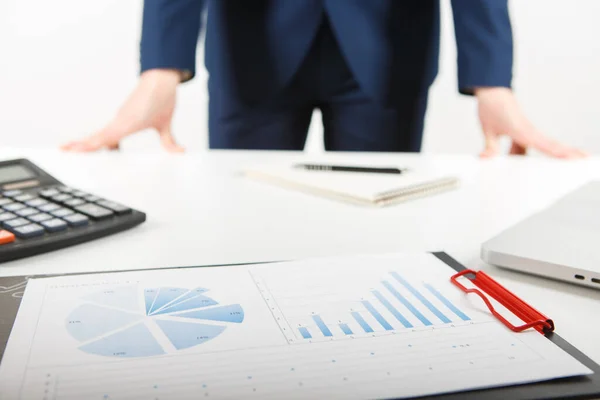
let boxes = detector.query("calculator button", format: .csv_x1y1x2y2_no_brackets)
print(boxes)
63,213,89,227
50,208,74,218
41,219,68,232
96,200,131,215
2,190,22,198
64,198,85,207
12,224,45,239
51,194,73,203
58,186,75,193
15,208,38,218
3,203,26,212
28,213,53,223
14,194,35,202
0,230,15,245
3,218,30,229
39,189,60,198
74,204,114,219
38,203,61,213
25,198,48,207
0,198,13,206
72,190,89,198
83,195,102,203
0,212,16,222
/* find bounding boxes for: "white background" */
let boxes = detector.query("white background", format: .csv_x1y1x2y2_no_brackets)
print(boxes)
1,0,599,154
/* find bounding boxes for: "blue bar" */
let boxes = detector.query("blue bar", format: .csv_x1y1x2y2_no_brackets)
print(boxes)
298,327,312,339
372,291,413,328
352,312,374,333
339,323,353,335
312,315,333,337
362,301,393,330
382,281,431,326
391,272,451,324
424,284,470,321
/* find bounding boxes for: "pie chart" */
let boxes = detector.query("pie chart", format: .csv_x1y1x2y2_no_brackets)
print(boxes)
65,285,244,358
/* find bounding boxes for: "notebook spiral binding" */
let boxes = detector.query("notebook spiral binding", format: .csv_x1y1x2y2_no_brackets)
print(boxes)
375,177,459,206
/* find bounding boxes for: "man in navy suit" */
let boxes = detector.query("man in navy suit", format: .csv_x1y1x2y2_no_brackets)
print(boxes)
64,0,585,158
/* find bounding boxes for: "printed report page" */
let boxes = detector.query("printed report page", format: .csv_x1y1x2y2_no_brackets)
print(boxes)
0,253,591,399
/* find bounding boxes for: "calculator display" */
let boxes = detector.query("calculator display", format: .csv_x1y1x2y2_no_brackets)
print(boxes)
0,165,36,185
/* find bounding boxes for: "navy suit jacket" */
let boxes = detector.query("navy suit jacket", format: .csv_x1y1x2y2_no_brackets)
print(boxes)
140,0,513,106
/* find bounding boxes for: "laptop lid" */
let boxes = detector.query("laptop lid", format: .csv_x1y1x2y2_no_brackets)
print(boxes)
482,181,600,289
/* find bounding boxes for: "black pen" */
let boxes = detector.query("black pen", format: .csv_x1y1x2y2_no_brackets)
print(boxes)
294,163,405,174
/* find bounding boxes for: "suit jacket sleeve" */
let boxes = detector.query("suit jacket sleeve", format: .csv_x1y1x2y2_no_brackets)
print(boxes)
140,0,205,81
451,0,513,95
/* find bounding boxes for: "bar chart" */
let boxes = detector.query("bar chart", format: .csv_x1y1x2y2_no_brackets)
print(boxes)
262,270,472,343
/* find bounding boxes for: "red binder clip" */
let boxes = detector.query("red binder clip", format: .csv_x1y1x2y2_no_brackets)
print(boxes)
450,270,554,334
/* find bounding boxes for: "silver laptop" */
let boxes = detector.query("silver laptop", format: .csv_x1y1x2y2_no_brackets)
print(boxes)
482,181,600,290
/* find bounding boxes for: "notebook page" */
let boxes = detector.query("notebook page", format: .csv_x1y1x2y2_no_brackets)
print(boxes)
0,254,591,399
244,164,458,203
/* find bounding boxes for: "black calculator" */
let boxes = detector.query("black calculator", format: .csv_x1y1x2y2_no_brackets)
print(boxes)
0,159,146,263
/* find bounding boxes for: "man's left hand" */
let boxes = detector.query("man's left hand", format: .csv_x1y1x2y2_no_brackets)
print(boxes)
475,87,587,159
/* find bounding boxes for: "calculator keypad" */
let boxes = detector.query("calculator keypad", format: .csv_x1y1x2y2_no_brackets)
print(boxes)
51,194,72,203
39,189,60,198
3,218,30,229
83,195,102,203
74,204,114,219
96,200,131,215
14,194,35,202
58,186,74,193
3,203,25,212
39,203,61,213
13,223,45,238
25,198,48,207
51,208,74,218
0,185,130,242
0,230,15,244
2,190,22,198
63,213,89,227
16,208,38,217
41,219,68,232
28,213,53,223
0,212,16,222
64,198,85,207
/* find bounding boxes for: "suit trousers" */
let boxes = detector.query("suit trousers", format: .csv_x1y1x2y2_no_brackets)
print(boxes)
208,18,429,152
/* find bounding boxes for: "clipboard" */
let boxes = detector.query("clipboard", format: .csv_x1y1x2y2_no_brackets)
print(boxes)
0,253,598,400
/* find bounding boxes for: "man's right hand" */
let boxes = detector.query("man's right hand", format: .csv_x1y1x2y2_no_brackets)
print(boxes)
61,69,184,153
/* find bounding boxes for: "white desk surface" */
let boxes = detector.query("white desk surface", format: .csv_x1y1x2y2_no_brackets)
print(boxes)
1,148,599,365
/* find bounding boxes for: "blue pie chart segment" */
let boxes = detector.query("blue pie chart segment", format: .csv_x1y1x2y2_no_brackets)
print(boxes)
66,303,143,342
149,287,189,314
156,287,209,310
176,304,245,323
144,288,159,315
83,285,140,313
156,320,226,350
153,294,218,315
69,286,244,358
79,322,165,358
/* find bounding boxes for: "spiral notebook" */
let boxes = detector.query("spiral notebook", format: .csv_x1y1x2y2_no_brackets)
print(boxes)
243,163,459,206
